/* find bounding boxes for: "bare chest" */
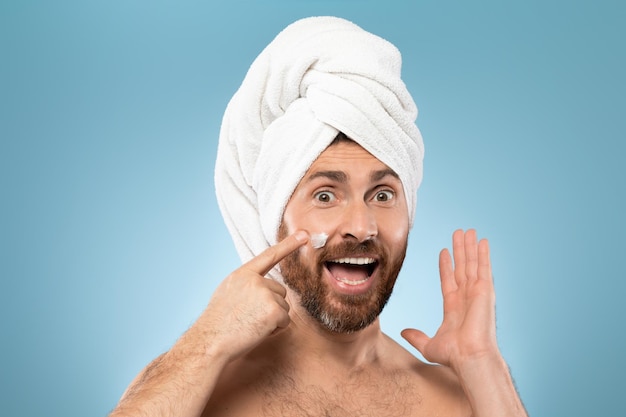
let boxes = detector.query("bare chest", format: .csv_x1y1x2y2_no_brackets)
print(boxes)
205,365,450,417
260,368,421,417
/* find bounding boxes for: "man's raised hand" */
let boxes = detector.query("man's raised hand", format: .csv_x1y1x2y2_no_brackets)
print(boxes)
401,229,499,371
202,230,309,362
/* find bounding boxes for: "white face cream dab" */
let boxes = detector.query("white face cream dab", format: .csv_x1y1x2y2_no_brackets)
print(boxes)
310,232,328,249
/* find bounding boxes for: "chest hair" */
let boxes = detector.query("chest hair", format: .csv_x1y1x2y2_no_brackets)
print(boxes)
255,365,421,417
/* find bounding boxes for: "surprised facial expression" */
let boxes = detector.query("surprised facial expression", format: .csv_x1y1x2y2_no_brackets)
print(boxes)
278,139,410,333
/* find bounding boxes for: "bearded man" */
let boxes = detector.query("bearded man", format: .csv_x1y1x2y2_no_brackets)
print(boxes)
109,16,527,417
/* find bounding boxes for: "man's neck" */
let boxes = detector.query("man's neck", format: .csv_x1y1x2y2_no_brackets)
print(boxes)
274,294,387,370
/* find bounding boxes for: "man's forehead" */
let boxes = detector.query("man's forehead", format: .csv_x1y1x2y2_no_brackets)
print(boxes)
302,140,400,184
292,139,402,194
311,139,384,166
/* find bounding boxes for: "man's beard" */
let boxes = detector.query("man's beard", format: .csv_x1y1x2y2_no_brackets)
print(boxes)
278,224,407,334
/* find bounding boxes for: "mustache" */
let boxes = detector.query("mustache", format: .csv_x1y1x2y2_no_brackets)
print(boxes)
316,239,385,263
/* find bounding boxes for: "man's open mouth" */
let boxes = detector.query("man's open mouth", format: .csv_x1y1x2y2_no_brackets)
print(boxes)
324,257,378,285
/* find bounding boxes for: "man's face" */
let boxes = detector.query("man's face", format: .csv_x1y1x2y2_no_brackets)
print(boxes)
278,139,410,333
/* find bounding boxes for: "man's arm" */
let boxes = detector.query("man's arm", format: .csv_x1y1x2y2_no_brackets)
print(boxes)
110,329,230,417
109,231,309,417
402,229,527,417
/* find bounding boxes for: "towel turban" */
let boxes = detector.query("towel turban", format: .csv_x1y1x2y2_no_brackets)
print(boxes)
215,16,424,269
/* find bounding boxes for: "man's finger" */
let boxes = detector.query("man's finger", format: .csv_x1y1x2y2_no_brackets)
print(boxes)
452,229,466,286
400,328,431,357
478,238,492,282
243,230,309,276
465,229,479,281
439,248,457,295
259,276,287,298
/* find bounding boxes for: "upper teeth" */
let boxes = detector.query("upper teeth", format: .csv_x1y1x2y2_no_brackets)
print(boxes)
330,258,375,265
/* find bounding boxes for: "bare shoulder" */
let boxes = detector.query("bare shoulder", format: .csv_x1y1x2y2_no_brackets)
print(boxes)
381,334,471,416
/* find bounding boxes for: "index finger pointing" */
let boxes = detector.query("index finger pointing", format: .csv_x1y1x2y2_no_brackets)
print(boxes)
243,230,310,276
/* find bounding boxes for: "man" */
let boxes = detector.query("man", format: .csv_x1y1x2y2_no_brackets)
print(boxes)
110,16,527,416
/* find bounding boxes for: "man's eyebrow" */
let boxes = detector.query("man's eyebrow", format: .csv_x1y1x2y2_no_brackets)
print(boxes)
305,170,348,183
370,168,400,183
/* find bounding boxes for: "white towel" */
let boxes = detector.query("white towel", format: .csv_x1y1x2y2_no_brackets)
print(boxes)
214,16,424,273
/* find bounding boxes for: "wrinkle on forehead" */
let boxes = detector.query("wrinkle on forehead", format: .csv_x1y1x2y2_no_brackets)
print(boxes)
303,168,399,185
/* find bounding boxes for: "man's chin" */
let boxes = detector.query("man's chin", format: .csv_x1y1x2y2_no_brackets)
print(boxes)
315,309,380,334
300,290,388,334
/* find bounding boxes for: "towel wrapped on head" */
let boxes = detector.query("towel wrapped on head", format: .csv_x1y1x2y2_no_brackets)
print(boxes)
215,16,424,274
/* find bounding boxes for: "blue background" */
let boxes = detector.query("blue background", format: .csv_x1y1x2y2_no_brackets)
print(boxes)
1,1,624,416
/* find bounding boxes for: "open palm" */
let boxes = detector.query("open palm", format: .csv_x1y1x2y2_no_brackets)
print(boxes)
402,229,499,371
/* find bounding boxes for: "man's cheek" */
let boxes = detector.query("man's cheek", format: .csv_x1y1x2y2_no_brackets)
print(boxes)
385,220,409,246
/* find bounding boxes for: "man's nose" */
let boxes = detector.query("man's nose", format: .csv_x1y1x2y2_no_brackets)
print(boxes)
339,201,378,243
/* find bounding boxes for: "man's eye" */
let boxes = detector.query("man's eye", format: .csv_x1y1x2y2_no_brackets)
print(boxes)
314,191,336,203
375,190,394,202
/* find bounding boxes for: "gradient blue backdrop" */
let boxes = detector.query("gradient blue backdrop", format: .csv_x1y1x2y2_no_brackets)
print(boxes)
1,1,624,416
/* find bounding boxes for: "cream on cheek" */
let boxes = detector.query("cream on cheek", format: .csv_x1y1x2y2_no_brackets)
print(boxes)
287,194,335,250
305,213,339,250
283,200,331,251
310,232,328,249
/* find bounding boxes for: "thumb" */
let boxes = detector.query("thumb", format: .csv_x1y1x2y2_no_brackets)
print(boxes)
401,328,430,355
